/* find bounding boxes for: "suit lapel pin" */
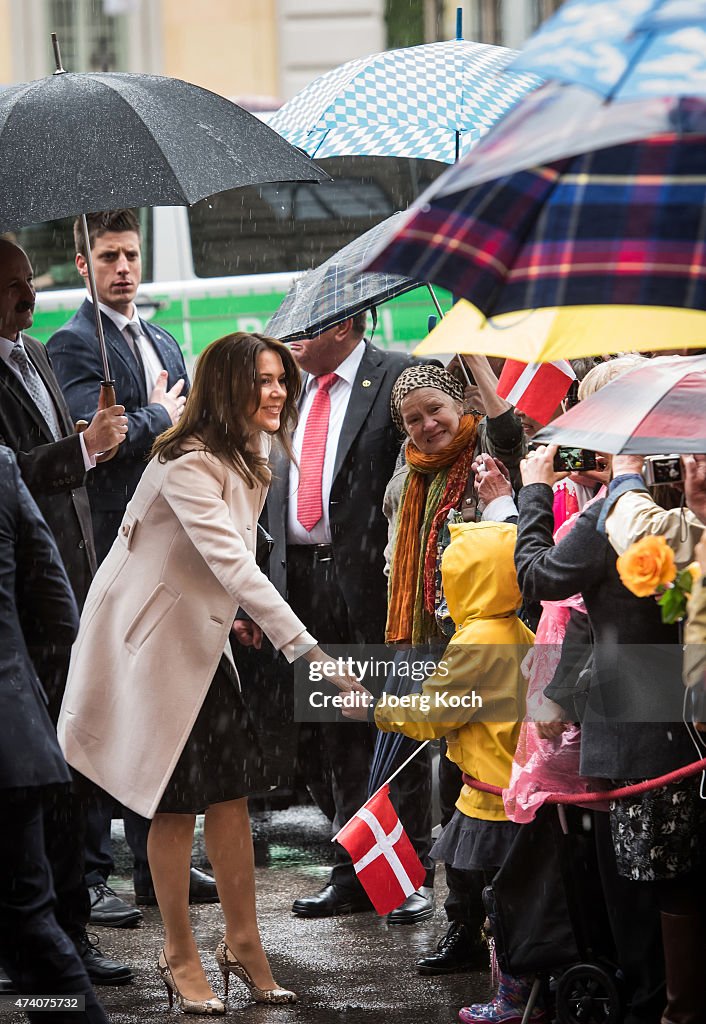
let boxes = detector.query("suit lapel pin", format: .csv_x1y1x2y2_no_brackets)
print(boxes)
362,379,371,387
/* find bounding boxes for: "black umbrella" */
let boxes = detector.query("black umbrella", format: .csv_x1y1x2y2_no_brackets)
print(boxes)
0,40,325,233
265,211,442,343
1,36,326,427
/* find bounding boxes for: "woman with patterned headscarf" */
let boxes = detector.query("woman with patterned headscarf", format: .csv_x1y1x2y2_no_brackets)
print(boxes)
378,356,524,974
385,357,523,646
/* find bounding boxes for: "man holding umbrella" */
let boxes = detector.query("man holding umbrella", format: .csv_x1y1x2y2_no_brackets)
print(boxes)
0,236,132,986
47,210,219,925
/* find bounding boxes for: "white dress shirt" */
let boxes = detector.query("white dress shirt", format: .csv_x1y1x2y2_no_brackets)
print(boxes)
88,296,165,395
287,340,366,545
0,332,95,470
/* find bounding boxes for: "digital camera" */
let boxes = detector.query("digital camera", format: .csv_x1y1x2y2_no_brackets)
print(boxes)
642,455,683,487
552,447,598,472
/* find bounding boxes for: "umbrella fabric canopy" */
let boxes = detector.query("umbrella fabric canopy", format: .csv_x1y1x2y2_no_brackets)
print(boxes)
534,354,706,454
365,131,706,317
0,70,325,232
265,212,425,342
268,39,540,164
405,82,706,196
509,0,706,101
413,299,706,363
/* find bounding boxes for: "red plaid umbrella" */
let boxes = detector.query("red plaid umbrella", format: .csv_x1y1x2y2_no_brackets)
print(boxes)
534,354,706,454
366,130,706,318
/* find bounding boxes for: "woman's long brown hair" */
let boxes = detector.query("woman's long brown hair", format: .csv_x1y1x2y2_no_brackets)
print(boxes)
151,332,300,488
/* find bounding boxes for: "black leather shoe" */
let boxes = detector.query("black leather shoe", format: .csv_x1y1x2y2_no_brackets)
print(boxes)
135,866,219,906
89,882,143,928
416,922,487,975
388,885,435,925
187,866,219,904
75,931,133,986
292,883,373,918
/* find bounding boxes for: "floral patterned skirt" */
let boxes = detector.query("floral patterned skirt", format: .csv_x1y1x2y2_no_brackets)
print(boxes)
610,775,706,881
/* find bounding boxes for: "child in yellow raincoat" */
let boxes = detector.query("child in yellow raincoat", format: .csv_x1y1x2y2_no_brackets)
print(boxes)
374,520,539,1024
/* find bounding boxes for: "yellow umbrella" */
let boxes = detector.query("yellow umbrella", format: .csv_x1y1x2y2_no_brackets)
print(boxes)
414,301,706,363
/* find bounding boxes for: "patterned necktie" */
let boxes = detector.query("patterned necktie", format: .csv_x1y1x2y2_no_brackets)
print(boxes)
10,341,61,440
124,323,145,377
297,372,338,532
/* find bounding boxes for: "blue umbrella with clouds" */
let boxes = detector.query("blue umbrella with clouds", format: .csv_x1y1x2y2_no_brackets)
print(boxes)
510,0,706,101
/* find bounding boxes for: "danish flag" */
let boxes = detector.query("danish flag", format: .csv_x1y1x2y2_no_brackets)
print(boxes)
497,359,576,425
335,785,426,915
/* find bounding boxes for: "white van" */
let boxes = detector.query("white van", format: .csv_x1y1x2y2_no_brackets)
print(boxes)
28,156,447,368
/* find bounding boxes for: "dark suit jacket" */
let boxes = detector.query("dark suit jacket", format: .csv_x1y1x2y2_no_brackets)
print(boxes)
265,342,415,643
0,447,77,791
47,299,190,556
515,483,695,779
0,334,95,608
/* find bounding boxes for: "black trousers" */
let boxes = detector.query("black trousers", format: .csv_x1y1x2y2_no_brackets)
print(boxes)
0,790,107,1024
42,789,90,943
438,741,488,928
594,809,666,1024
38,661,91,944
287,545,376,890
84,794,151,890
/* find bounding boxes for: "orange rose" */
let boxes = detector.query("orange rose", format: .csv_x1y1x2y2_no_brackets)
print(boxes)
616,535,676,598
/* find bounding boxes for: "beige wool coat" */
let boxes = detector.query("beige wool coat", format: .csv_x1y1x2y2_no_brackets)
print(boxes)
58,436,315,819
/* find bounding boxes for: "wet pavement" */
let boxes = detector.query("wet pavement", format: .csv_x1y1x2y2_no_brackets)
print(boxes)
95,805,491,1022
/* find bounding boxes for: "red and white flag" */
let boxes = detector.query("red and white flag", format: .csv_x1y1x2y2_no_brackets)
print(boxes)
497,359,576,425
335,785,426,915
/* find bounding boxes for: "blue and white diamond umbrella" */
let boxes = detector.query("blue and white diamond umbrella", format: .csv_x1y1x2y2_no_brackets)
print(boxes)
268,38,541,165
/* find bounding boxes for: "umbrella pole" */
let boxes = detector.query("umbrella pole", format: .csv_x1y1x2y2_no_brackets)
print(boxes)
331,740,431,844
78,214,119,462
427,283,444,321
426,284,474,388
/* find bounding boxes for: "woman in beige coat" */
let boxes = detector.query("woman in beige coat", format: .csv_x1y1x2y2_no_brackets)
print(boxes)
59,333,365,1014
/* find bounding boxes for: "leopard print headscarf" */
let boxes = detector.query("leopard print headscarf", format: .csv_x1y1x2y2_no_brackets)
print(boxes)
390,364,464,433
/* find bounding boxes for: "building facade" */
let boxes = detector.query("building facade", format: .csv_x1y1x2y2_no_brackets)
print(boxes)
0,0,558,97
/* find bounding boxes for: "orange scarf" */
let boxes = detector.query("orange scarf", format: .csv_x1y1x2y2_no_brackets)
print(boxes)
386,415,479,644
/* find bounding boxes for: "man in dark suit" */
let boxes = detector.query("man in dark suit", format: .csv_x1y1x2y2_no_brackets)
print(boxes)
0,446,109,1022
0,237,132,986
235,313,431,919
47,209,217,921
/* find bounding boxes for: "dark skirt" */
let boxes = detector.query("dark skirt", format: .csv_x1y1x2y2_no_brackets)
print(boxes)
430,808,520,872
157,654,268,814
610,775,706,881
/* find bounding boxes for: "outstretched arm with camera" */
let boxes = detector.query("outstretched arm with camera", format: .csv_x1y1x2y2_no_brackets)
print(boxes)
602,454,706,566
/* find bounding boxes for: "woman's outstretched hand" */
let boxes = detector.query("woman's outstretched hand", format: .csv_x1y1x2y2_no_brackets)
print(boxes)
303,646,373,720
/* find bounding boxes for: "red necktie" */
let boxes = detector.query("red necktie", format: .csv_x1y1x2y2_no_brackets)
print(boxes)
297,372,338,532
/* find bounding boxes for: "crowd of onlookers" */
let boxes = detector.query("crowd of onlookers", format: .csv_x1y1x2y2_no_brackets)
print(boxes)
1,207,705,1023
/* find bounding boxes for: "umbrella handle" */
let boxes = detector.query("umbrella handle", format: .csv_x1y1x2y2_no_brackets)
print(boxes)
95,380,119,463
75,381,120,464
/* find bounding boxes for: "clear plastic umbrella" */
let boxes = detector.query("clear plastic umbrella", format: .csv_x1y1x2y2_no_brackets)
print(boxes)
265,212,438,342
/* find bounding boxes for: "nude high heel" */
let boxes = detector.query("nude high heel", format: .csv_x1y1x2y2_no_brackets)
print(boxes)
157,949,225,1015
215,940,298,1004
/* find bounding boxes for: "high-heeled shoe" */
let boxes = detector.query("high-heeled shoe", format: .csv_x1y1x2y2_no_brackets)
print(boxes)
215,940,298,1004
157,950,225,1015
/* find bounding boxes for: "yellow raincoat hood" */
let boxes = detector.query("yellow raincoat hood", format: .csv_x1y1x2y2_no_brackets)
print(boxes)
375,520,534,821
443,520,524,630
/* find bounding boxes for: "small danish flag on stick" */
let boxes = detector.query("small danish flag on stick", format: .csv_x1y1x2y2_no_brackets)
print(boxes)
497,358,576,425
334,784,427,915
